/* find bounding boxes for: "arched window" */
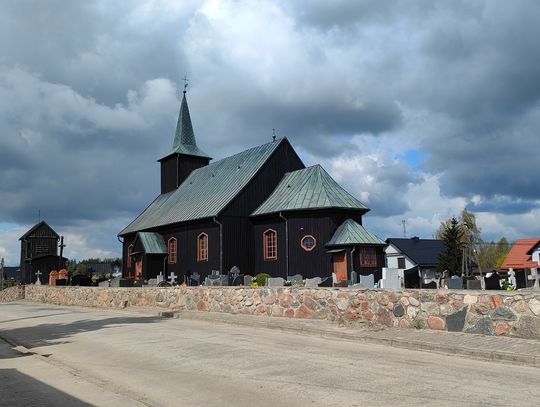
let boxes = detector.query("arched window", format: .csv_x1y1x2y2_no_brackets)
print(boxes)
168,237,177,264
300,235,316,252
127,244,133,268
263,229,277,260
197,233,208,262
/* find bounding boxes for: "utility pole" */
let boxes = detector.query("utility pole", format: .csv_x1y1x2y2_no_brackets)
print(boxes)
58,236,66,271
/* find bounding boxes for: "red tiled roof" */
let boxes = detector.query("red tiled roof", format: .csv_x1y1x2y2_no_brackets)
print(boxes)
500,238,540,269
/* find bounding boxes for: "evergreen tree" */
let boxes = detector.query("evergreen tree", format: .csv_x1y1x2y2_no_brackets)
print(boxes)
437,217,464,276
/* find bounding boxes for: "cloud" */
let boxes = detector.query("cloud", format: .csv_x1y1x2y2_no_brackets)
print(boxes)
1,0,539,264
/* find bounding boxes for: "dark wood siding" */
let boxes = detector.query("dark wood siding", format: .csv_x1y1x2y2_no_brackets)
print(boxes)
253,221,286,277
20,222,60,284
122,234,136,278
160,156,177,194
157,221,219,283
160,154,210,194
221,140,304,276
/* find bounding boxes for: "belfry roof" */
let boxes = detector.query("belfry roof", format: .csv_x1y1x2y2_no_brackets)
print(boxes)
159,93,211,160
251,165,368,216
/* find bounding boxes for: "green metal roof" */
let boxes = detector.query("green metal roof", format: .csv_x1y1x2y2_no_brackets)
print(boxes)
160,93,211,160
135,232,167,254
120,138,287,236
326,219,385,246
251,164,368,216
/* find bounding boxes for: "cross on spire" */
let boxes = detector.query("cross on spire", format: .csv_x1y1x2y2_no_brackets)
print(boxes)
183,76,189,94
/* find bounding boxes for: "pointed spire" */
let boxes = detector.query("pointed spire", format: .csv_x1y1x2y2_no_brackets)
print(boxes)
161,92,211,160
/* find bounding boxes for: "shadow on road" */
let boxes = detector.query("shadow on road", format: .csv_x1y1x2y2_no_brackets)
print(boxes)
0,314,162,354
0,368,94,407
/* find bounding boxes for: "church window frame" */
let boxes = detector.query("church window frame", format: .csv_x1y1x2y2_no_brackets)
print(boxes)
168,237,177,264
360,247,378,267
127,244,133,268
263,229,278,261
197,233,208,262
300,235,317,252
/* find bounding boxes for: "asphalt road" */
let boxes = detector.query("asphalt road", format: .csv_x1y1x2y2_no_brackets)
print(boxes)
1,302,539,407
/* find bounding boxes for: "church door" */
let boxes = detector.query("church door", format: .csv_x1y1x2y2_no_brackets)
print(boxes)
332,252,348,282
135,258,143,280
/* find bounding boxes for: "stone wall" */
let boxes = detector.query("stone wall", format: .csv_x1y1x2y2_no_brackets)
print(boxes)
0,286,25,302
14,286,540,339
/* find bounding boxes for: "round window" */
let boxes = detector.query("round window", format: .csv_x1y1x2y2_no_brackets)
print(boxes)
301,235,316,251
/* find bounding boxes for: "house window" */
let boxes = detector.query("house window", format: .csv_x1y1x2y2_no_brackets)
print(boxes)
127,244,133,268
301,235,316,252
197,233,208,262
168,237,177,264
397,257,406,269
263,229,277,260
360,247,377,267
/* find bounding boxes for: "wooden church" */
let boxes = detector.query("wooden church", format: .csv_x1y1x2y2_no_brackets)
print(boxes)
119,91,385,284
19,221,67,284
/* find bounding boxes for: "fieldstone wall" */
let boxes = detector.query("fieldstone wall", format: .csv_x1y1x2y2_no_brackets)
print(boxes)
15,285,540,340
0,286,25,302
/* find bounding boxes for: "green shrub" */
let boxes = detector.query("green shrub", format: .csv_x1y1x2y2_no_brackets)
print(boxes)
254,273,271,287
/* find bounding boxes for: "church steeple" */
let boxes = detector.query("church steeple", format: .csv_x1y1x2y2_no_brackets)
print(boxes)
161,92,211,160
159,90,211,194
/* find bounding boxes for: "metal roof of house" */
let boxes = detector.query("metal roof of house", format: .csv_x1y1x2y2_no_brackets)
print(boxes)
251,165,368,216
386,237,444,267
159,93,211,160
326,219,385,246
501,238,540,269
120,138,287,236
135,232,167,254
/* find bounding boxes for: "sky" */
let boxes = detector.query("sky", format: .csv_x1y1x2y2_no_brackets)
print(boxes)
1,0,539,265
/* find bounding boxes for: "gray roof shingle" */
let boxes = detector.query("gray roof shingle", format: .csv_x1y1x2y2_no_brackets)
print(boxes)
120,138,286,235
252,165,368,216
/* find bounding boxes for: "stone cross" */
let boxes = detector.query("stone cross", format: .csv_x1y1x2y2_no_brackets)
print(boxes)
35,270,42,285
168,272,177,285
528,270,540,289
157,272,164,284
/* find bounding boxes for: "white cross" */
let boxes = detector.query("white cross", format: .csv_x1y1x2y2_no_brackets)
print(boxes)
35,270,42,285
168,272,177,285
528,270,540,289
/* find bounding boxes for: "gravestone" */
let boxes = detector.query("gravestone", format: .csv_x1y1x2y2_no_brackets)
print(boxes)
267,277,285,287
304,277,322,287
168,272,177,285
515,269,527,289
156,272,164,285
119,279,134,287
318,276,333,287
244,275,253,286
191,272,201,286
110,276,121,287
98,280,110,287
485,272,502,290
147,278,158,287
466,279,482,290
211,270,220,276
380,269,401,289
359,274,375,289
35,270,42,285
220,275,229,286
447,276,463,289
232,275,245,286
205,275,222,286
287,274,303,283
528,270,540,289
